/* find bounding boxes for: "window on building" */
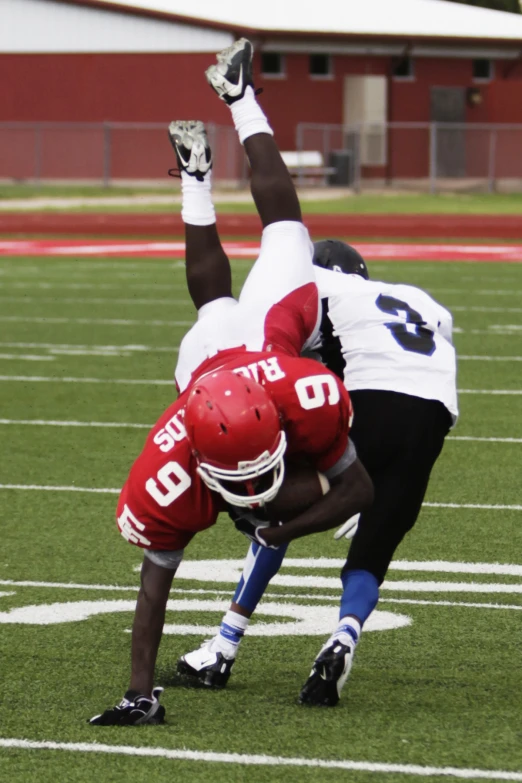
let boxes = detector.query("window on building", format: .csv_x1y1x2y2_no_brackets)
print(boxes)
261,52,285,77
473,59,493,81
392,57,414,80
309,54,332,78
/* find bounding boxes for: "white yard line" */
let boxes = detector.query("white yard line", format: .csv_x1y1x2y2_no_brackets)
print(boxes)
0,484,520,511
0,579,138,592
0,738,520,779
0,419,150,428
487,325,522,331
390,560,522,576
452,306,522,313
0,282,188,290
380,598,522,611
0,484,120,494
1,420,520,443
0,341,178,353
0,316,192,326
448,436,522,444
2,345,521,362
0,376,173,385
430,288,522,296
458,390,522,396
0,259,185,269
255,558,522,577
0,296,189,306
1,580,520,610
423,502,522,510
0,354,55,361
458,356,522,362
2,376,521,394
465,329,522,336
380,581,522,594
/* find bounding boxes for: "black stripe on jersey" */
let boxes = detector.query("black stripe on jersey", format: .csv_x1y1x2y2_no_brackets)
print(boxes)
319,297,346,382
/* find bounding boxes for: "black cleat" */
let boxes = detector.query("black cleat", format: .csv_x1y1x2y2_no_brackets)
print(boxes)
298,639,354,707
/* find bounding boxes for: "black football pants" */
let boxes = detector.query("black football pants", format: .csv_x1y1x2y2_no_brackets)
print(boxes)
345,390,452,585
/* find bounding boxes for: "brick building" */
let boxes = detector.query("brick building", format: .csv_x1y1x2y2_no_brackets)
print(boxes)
2,0,522,182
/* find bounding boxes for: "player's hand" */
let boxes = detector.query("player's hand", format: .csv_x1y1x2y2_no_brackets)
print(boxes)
89,687,165,726
228,507,280,549
333,513,360,541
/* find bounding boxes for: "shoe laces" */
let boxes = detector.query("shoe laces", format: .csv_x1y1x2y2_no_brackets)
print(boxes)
167,167,206,183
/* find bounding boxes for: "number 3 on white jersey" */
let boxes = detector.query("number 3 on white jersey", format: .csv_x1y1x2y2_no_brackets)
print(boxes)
295,375,340,410
146,461,192,507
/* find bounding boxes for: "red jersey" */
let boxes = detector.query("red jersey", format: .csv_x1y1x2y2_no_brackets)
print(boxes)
117,351,353,552
194,350,353,475
117,393,221,552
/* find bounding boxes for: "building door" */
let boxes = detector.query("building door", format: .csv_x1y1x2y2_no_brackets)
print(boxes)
431,87,466,177
344,76,388,167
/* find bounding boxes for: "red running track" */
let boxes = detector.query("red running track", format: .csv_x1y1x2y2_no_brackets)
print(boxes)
2,213,522,239
2,239,522,262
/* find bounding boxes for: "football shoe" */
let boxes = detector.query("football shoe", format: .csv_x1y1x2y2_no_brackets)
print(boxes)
298,636,355,707
205,38,254,105
89,687,165,726
167,120,212,182
177,638,235,689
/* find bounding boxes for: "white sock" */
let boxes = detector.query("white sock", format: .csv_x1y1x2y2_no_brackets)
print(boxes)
333,616,361,646
230,86,273,144
180,170,216,226
214,610,250,658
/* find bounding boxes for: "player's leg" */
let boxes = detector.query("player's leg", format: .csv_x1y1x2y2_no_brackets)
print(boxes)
206,40,319,356
177,542,288,688
299,391,451,707
168,121,232,310
243,124,302,227
206,39,301,228
342,392,451,585
169,121,239,391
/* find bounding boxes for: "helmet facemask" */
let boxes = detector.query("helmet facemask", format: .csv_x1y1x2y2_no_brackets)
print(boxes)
196,430,287,508
185,370,287,508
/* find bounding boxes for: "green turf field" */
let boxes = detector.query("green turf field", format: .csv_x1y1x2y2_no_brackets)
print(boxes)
0,254,521,783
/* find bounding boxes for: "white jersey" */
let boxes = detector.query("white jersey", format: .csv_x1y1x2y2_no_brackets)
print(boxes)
314,267,458,423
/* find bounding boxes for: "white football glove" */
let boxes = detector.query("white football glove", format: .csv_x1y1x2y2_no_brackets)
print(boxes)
333,513,360,541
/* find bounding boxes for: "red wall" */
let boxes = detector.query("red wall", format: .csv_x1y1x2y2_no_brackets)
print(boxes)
0,53,233,125
2,51,522,179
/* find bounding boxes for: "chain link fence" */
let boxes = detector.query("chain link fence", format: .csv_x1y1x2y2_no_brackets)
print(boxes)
2,121,522,192
296,122,522,192
0,122,245,187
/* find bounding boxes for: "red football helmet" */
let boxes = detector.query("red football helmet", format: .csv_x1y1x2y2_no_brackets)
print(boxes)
184,370,287,507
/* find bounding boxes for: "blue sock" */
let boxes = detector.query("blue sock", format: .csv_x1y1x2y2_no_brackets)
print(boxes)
232,542,288,613
340,569,379,627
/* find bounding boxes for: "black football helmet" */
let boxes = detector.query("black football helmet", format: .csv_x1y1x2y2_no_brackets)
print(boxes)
313,239,369,280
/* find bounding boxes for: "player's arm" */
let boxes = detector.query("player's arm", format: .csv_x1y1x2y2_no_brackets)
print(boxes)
129,554,177,696
90,553,179,726
261,455,373,547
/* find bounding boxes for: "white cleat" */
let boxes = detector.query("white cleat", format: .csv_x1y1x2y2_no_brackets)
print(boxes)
205,38,254,104
177,637,235,689
167,120,212,181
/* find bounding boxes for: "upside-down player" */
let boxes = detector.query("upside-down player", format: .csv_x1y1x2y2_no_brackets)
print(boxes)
178,241,458,707
90,40,372,726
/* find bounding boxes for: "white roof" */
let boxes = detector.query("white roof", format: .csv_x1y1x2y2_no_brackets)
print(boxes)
1,0,232,53
97,0,522,42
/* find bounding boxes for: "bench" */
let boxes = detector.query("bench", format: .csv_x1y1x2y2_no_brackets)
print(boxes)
280,150,336,185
